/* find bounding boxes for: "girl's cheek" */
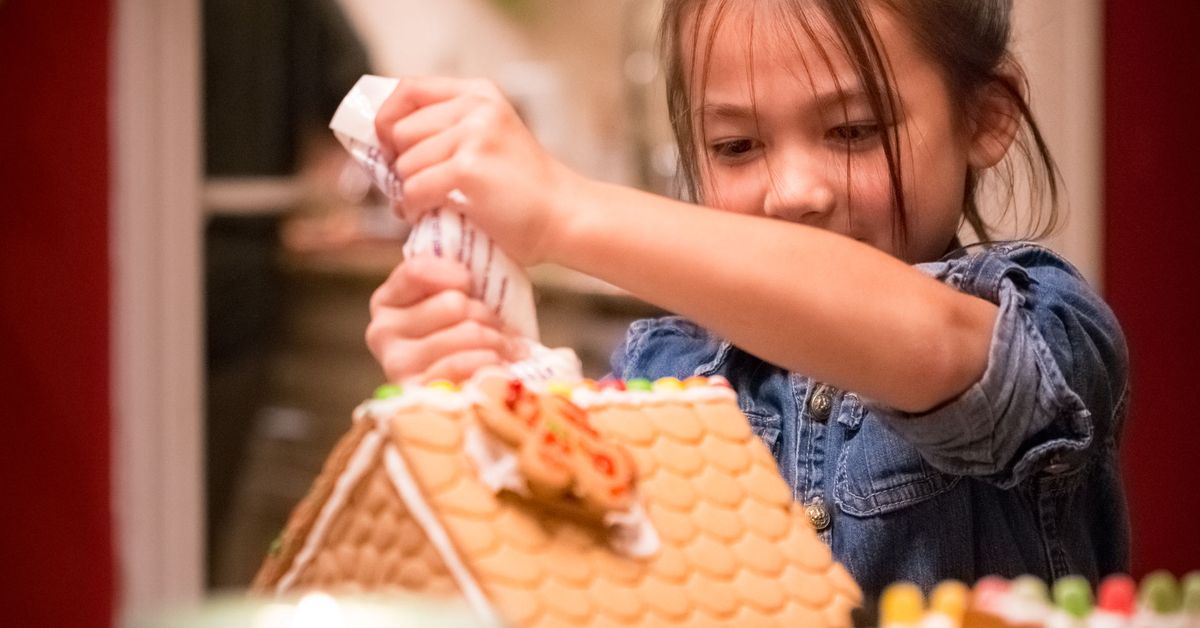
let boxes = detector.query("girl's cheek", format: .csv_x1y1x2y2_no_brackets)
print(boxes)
708,173,765,215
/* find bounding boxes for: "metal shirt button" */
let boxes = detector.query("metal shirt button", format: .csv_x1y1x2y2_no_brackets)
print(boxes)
1044,455,1071,475
808,385,833,422
806,499,832,531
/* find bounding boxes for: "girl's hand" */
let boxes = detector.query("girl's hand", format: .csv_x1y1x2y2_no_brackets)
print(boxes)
374,76,580,266
366,255,526,384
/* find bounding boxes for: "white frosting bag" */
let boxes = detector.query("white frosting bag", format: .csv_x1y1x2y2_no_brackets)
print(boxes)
329,75,540,341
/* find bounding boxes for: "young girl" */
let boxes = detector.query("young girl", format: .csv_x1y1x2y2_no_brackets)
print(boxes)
364,0,1129,619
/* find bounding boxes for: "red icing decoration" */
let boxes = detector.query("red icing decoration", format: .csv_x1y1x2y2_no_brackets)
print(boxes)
593,453,614,476
505,379,525,410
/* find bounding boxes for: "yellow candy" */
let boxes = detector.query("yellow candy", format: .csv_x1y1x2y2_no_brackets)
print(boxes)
546,381,574,397
930,580,968,623
653,377,685,391
427,380,457,392
880,581,923,626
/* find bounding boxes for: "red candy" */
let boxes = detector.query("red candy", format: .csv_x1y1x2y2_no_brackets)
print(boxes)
598,378,626,391
1097,574,1136,615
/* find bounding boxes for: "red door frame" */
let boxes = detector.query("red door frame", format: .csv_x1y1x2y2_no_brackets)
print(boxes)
0,1,115,625
1105,1,1200,577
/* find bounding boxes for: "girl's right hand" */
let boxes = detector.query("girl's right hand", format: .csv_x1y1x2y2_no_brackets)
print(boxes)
366,254,525,384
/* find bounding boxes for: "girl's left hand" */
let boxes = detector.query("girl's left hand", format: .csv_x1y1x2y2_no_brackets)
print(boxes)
374,76,581,267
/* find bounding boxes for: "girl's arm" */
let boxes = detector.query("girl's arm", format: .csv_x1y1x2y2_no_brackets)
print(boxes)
376,77,997,413
548,179,998,414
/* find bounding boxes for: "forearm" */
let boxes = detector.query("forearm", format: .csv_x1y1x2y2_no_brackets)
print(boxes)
547,178,998,412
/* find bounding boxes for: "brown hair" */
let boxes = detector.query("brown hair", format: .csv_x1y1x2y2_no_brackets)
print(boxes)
659,0,1062,247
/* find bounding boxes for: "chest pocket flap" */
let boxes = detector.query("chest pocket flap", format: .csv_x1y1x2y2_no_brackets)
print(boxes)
834,399,959,517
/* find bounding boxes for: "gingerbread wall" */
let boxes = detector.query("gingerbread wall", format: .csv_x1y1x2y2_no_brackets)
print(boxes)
0,0,114,625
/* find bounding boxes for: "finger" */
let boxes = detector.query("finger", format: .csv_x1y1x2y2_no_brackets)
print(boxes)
370,290,502,341
417,349,507,384
370,255,472,312
379,319,515,379
388,95,476,160
393,125,463,184
400,160,465,222
375,76,478,157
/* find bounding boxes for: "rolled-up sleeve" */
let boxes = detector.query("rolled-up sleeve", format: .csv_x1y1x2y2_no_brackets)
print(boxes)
868,246,1129,488
610,316,729,381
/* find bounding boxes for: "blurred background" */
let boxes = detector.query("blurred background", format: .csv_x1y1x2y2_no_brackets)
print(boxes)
2,0,1198,626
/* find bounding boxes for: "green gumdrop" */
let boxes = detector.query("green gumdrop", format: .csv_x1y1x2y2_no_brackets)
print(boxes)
1182,571,1200,614
626,378,653,391
1012,574,1051,604
1140,570,1181,614
374,383,404,399
1053,575,1093,618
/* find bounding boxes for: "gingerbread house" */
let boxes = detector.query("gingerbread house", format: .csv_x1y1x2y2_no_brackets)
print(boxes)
253,373,861,626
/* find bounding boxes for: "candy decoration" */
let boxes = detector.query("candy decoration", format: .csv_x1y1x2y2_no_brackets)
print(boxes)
597,378,626,391
1097,574,1136,616
428,380,457,392
929,579,968,624
653,377,684,391
1182,571,1200,615
683,376,709,388
626,378,653,391
1012,575,1051,603
972,574,1011,611
880,581,923,627
1140,570,1181,614
373,383,403,399
546,381,573,397
1052,575,1093,619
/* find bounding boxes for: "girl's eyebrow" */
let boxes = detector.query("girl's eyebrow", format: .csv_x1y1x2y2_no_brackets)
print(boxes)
696,102,756,121
696,86,872,121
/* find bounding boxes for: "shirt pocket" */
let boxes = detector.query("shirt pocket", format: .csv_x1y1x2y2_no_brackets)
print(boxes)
834,406,959,517
744,410,783,462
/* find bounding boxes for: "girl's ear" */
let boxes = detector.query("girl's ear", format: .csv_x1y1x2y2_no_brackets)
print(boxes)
966,64,1024,170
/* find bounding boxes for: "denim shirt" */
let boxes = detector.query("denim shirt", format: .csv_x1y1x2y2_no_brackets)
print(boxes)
610,243,1130,623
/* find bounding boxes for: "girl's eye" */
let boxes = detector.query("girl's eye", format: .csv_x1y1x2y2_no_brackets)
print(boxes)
828,123,882,146
710,138,758,161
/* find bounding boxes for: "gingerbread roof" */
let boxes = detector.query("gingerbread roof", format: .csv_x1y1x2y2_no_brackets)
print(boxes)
254,377,861,626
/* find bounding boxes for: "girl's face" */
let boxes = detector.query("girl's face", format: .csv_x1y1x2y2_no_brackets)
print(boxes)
686,1,977,263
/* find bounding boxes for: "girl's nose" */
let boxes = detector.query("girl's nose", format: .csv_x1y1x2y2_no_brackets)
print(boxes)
763,168,836,224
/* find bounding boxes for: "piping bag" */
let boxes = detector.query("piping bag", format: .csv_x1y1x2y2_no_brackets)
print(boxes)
330,75,581,383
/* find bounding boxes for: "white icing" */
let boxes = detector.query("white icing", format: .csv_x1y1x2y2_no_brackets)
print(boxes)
602,499,661,558
382,447,501,626
357,376,736,422
507,340,583,383
276,428,385,594
462,425,527,496
566,383,736,409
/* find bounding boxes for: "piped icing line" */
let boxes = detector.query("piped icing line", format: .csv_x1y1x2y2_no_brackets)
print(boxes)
566,382,736,409
275,427,386,595
355,376,737,419
382,446,502,626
